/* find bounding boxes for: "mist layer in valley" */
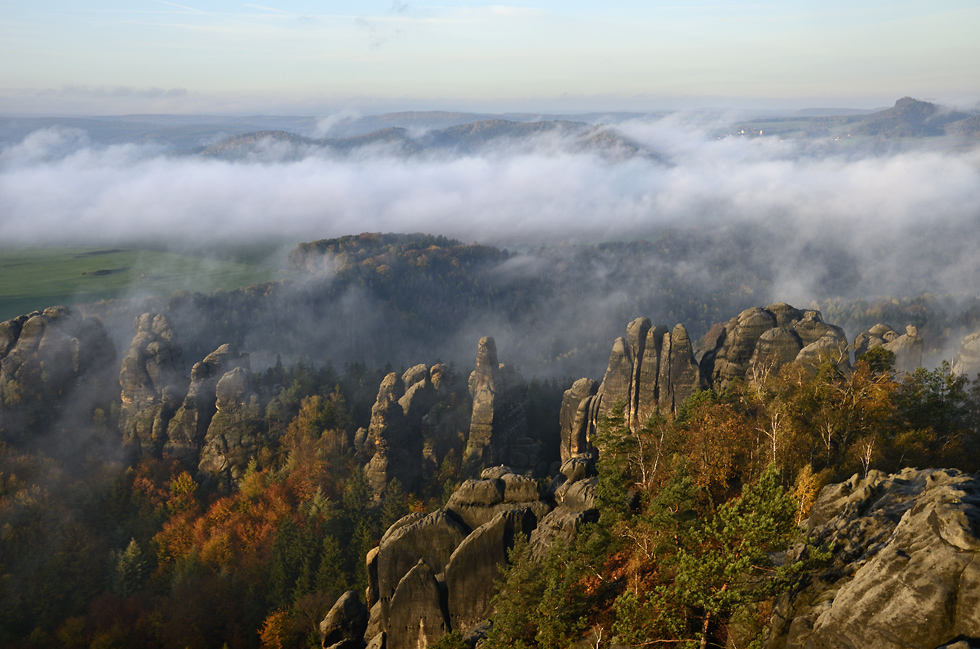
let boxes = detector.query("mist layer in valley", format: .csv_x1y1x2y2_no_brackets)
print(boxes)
3,100,980,379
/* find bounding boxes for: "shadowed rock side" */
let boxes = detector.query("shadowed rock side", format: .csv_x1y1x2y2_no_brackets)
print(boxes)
854,323,924,374
320,590,369,649
163,343,250,467
119,313,187,457
559,378,599,464
464,336,535,473
589,318,706,436
531,456,598,558
701,303,848,390
363,363,459,496
386,561,448,649
767,468,980,649
363,337,534,497
352,461,597,649
0,306,116,443
953,332,980,378
445,508,537,632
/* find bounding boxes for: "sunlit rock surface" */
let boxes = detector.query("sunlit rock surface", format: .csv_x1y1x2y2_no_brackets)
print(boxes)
701,303,848,389
119,313,187,457
767,468,980,649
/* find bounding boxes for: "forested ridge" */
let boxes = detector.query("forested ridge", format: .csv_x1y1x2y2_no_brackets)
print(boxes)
3,311,980,646
3,233,980,648
84,232,980,379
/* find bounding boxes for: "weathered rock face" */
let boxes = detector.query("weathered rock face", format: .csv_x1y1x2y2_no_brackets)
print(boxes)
385,561,448,649
559,378,599,464
531,455,599,557
376,510,468,616
766,468,980,649
445,508,536,632
0,307,116,442
952,332,980,378
119,313,187,457
364,372,409,495
463,337,532,473
361,468,561,649
701,304,848,390
320,590,369,649
364,363,463,496
163,343,250,467
589,318,705,435
445,471,550,531
196,365,264,492
854,323,924,374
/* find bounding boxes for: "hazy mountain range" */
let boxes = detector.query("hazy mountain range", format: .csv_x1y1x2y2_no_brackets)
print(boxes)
3,98,976,159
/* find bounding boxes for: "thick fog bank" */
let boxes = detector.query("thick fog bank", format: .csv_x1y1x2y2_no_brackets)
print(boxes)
4,117,980,378
3,119,978,253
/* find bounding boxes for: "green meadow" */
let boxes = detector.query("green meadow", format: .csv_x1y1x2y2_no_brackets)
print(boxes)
0,246,290,321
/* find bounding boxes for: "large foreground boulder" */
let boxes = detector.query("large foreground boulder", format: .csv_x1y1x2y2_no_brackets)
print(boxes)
320,590,369,649
767,468,980,649
359,467,565,649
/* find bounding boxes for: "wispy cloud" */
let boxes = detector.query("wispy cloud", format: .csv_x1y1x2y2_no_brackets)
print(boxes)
151,0,209,15
244,3,318,23
354,15,406,49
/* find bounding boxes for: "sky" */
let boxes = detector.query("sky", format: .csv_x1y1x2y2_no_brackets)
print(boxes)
1,0,979,115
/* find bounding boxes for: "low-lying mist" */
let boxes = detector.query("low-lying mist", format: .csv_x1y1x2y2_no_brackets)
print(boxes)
3,115,980,378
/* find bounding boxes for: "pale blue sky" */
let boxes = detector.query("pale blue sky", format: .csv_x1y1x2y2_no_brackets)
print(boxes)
1,0,978,114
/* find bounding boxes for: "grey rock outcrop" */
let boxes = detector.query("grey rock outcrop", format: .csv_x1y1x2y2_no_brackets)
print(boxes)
560,378,599,464
854,323,924,374
364,363,460,496
361,467,562,649
588,318,705,435
119,313,187,457
766,468,980,649
196,365,264,492
952,332,980,378
445,508,536,633
375,510,468,620
531,456,599,557
445,473,549,531
320,590,369,649
0,307,116,442
163,343,250,467
701,304,847,390
364,371,410,496
463,337,532,472
385,561,448,649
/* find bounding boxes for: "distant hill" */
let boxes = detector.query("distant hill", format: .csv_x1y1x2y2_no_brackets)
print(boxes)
0,115,316,149
195,118,656,161
946,114,980,138
316,110,667,137
852,97,970,138
792,107,880,117
731,97,979,141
